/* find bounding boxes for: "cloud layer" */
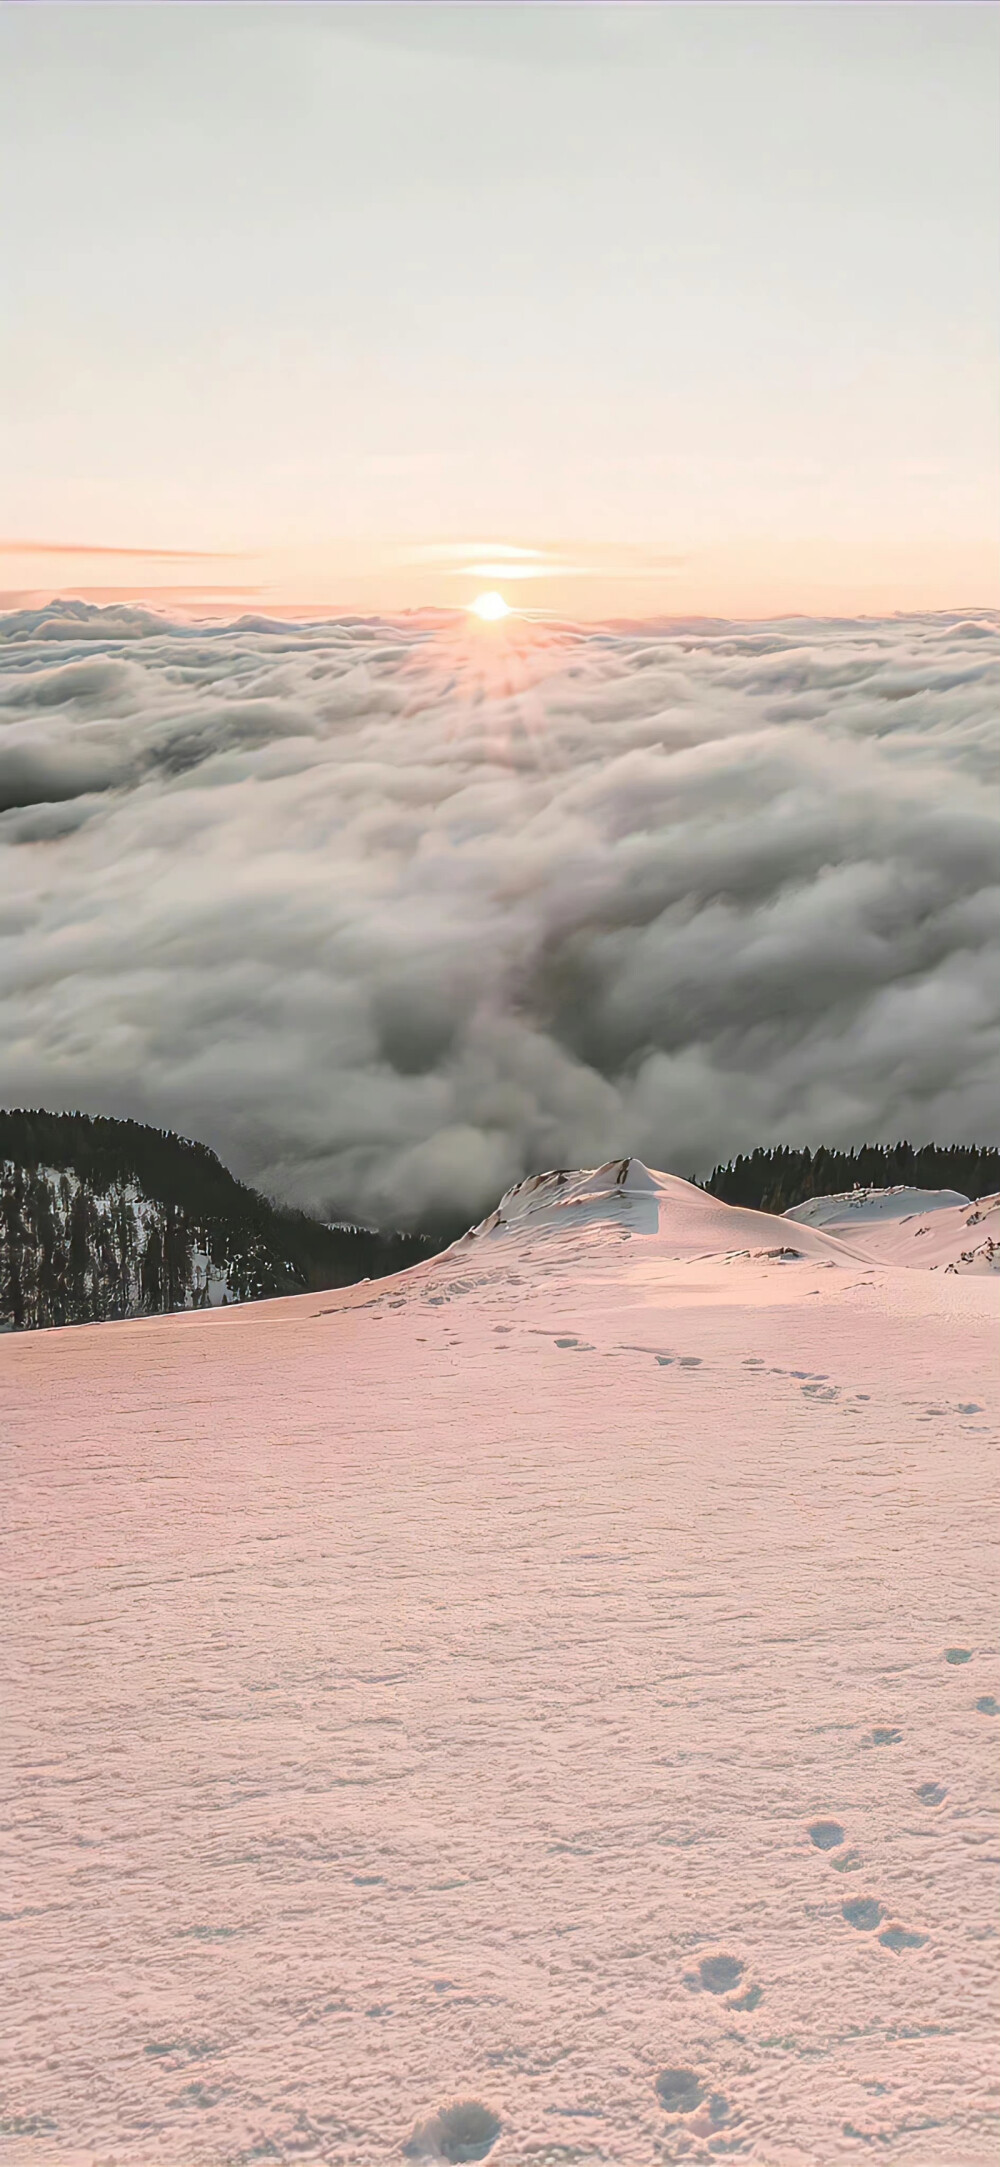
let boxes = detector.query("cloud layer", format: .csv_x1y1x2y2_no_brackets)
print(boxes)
0,599,996,1230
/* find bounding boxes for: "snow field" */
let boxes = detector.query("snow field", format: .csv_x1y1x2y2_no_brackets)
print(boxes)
1,1168,997,2165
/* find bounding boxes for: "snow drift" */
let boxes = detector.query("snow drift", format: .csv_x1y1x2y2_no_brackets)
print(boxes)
786,1184,1000,1274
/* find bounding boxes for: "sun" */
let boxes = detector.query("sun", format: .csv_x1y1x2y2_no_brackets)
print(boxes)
470,590,510,622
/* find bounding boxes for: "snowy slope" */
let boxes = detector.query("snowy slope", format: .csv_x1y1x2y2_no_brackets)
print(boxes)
785,1186,1000,1274
2,1162,997,2167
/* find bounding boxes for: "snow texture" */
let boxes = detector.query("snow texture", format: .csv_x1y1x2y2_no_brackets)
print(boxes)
2,1161,997,2166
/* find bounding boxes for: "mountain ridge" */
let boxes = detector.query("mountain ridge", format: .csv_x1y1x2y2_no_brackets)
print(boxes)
4,1114,999,1331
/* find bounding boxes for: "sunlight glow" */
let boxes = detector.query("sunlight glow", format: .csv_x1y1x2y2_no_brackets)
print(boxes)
470,591,510,622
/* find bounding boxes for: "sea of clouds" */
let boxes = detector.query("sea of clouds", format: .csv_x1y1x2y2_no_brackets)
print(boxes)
0,600,996,1230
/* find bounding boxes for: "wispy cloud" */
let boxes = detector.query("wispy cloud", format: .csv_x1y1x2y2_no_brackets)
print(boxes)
456,561,683,583
406,540,687,583
0,587,266,610
0,540,250,561
411,543,551,564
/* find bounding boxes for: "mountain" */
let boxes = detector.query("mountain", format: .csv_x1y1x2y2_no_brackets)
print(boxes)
6,1113,998,1332
704,1140,1000,1214
6,1156,996,2163
0,1107,435,1330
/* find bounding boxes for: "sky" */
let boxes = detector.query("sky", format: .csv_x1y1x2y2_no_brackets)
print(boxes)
1,2,998,619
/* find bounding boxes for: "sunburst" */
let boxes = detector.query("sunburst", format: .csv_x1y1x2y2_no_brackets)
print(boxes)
470,591,511,622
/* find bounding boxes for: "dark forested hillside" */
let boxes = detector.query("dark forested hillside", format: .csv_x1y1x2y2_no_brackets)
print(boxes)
704,1141,1000,1216
0,1109,435,1331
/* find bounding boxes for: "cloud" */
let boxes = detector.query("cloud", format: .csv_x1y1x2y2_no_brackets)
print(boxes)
409,543,550,562
0,600,996,1231
407,540,687,583
0,541,248,560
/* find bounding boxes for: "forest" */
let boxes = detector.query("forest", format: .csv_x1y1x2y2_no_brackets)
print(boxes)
0,1109,434,1331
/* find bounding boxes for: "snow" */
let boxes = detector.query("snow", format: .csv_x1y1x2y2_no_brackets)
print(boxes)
784,1187,972,1227
461,1160,864,1265
2,1162,997,2167
785,1188,1000,1275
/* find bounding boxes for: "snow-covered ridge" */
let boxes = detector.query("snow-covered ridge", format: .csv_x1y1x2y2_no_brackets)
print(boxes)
457,1157,663,1242
786,1185,1000,1274
785,1185,971,1225
450,1158,862,1274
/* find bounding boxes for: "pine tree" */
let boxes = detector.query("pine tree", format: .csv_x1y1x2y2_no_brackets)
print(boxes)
140,1222,163,1312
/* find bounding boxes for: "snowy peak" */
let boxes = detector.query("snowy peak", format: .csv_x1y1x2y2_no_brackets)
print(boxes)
456,1158,668,1246
472,1157,661,1237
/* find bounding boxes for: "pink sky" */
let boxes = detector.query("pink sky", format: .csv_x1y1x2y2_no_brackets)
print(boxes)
1,5,997,621
2,528,997,624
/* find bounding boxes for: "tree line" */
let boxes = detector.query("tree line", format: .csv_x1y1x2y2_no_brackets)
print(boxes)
703,1140,1000,1216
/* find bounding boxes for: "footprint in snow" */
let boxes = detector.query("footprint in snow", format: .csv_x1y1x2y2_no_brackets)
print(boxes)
698,1953,744,1994
879,1923,928,1953
841,1897,925,1950
684,1951,760,2006
654,2070,734,2134
842,1897,884,1932
403,2100,501,2162
655,2068,705,2113
915,1781,947,1807
862,1726,902,1748
808,1819,845,1851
